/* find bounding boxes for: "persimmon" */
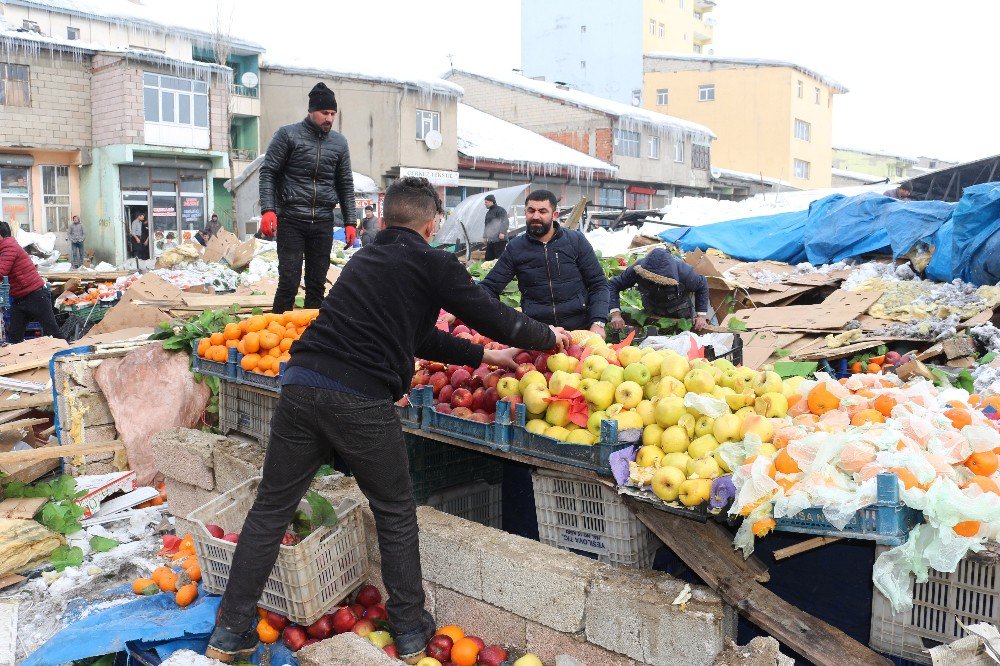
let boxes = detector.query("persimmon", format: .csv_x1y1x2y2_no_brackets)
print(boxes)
175,583,198,607
179,535,195,553
152,566,178,592
966,452,999,477
133,578,158,595
807,384,840,415
184,562,202,582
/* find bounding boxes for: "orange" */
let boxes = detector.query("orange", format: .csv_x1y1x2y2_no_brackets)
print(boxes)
279,337,293,352
268,346,282,358
241,354,261,372
777,477,798,493
851,409,885,426
264,369,277,377
196,338,211,357
887,467,920,490
257,356,274,373
807,384,840,415
226,339,240,348
752,517,776,537
953,521,981,538
132,578,157,594
944,408,972,430
450,637,482,666
436,625,465,643
236,340,246,355
267,321,286,337
238,319,250,334
850,361,863,375
873,395,897,418
774,449,800,474
257,618,280,643
223,323,241,340
243,332,260,354
970,394,983,407
259,331,280,351
175,583,198,607
210,332,225,346
966,452,999,477
964,475,1000,494
247,315,267,332
866,362,881,374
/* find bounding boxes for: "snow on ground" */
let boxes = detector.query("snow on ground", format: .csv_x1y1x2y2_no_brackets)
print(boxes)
160,649,225,666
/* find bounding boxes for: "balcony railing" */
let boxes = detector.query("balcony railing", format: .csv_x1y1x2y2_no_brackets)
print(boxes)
230,84,259,98
232,149,258,161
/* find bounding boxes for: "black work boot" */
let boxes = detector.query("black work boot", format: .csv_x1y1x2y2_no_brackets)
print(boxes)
205,624,259,663
395,610,436,664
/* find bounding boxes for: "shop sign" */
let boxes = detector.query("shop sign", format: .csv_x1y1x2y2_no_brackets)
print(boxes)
399,167,459,186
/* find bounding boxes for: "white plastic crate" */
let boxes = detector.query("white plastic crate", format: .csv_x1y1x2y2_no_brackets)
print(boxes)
531,469,660,568
426,481,501,528
218,381,278,446
870,544,1000,664
189,477,367,626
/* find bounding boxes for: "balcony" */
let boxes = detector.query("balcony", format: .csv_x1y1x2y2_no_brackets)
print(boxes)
230,84,259,98
695,0,716,11
229,84,260,117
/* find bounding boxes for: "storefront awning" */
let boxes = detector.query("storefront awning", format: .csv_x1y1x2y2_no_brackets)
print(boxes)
126,156,213,170
0,154,35,167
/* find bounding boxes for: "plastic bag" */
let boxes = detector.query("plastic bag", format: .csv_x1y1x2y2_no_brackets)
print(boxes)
683,392,728,418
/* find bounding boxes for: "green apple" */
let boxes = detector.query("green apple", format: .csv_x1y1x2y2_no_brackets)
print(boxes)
623,362,652,386
782,375,806,398
656,376,687,398
545,400,572,427
549,370,580,395
678,413,697,438
615,381,643,409
687,455,722,479
600,365,625,387
640,351,664,377
518,370,547,393
740,414,775,442
735,406,756,420
643,379,661,400
733,367,759,393
522,384,551,414
660,425,690,453
636,444,665,467
752,370,783,396
546,352,576,373
651,465,686,501
659,351,691,381
636,399,657,426
758,442,778,457
544,425,570,441
694,415,715,438
684,368,716,394
688,433,720,459
584,380,615,411
678,478,712,506
415,658,443,666
580,354,609,380
616,408,645,430
712,413,743,442
497,376,521,399
754,391,789,418
587,410,608,437
719,368,740,389
713,358,735,373
579,377,598,395
617,345,643,367
642,423,664,447
654,396,687,427
513,655,544,666
726,391,755,411
661,451,692,471
366,631,394,649
567,428,597,445
526,419,548,434
714,449,733,473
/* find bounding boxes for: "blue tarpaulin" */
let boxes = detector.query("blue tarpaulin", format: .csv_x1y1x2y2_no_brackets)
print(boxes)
658,209,809,264
927,183,1000,284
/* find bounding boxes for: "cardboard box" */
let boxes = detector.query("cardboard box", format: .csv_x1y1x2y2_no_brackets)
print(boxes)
73,471,137,519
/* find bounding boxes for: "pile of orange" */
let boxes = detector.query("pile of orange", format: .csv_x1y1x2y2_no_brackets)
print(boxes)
196,310,320,376
132,533,202,607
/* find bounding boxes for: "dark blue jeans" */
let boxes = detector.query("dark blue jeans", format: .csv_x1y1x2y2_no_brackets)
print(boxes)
217,385,431,643
273,217,334,313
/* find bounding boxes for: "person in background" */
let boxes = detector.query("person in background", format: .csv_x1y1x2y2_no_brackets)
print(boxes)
609,247,710,332
259,82,355,313
0,221,62,343
68,215,85,268
884,181,914,200
360,204,380,246
129,212,146,259
481,189,610,336
205,213,223,238
205,177,568,664
482,194,509,260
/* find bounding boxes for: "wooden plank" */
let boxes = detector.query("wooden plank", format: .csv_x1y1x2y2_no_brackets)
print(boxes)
0,575,25,591
773,537,841,561
626,500,891,666
0,359,51,377
0,418,48,434
793,339,887,362
0,394,53,412
0,497,47,520
0,440,123,464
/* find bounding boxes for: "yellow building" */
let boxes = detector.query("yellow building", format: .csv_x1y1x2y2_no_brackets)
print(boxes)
831,147,918,181
642,54,847,189
643,0,716,55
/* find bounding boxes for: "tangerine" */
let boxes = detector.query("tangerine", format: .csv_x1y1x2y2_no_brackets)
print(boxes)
196,338,211,358
450,637,482,666
807,384,841,415
964,475,1000,494
243,332,260,354
241,354,261,371
873,395,897,418
953,521,982,538
851,409,885,426
257,618,280,643
774,449,800,474
752,517,776,537
210,332,225,346
945,408,972,430
223,323,241,340
966,452,999,477
246,315,267,332
436,625,465,643
887,467,920,490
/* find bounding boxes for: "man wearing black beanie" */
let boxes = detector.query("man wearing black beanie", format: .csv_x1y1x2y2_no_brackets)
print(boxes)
258,81,356,312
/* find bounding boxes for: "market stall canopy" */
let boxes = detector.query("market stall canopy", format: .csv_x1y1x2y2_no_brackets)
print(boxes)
224,155,379,194
434,184,529,246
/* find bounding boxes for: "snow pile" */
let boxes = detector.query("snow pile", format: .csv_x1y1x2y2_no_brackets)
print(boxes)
585,226,643,257
973,364,1000,396
160,650,225,666
971,323,1000,356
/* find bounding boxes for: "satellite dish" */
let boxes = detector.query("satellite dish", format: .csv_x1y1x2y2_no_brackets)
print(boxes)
240,71,259,88
423,130,443,150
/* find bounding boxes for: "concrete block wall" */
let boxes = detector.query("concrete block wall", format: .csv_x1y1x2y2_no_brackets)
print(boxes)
152,428,735,664
0,51,92,150
54,354,121,476
209,73,231,154
91,55,144,148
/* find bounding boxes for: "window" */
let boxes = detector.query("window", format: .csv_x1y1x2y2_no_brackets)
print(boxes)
693,44,703,53
42,166,70,233
66,26,80,40
895,167,903,177
658,23,664,38
692,144,710,169
598,187,624,207
698,84,715,101
0,63,30,107
613,129,640,158
143,73,209,128
674,140,685,163
814,86,821,104
0,166,31,231
656,88,668,105
797,80,803,98
415,109,440,140
631,89,642,106
793,159,810,179
929,161,938,168
648,135,660,159
649,19,655,35
794,118,811,141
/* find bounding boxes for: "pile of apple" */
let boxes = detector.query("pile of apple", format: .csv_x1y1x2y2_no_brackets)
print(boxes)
273,584,397,656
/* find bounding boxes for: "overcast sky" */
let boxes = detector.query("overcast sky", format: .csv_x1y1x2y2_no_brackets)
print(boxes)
162,0,997,163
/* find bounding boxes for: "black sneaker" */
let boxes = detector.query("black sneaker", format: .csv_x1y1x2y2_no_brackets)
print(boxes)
395,611,435,664
205,625,259,663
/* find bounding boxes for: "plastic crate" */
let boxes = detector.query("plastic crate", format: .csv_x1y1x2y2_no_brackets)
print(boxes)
510,403,626,477
237,361,285,392
774,472,922,545
189,477,367,626
532,469,660,567
396,386,429,429
0,277,9,308
426,481,502,528
420,398,514,451
219,380,278,445
704,332,743,366
869,547,1000,664
406,433,503,504
192,341,237,381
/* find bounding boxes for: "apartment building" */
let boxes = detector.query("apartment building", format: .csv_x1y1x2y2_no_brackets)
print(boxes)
643,54,847,189
444,69,715,209
520,0,715,106
832,147,918,182
0,0,263,262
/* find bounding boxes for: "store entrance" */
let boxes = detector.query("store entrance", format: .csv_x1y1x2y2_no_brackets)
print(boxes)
120,166,207,259
123,196,150,265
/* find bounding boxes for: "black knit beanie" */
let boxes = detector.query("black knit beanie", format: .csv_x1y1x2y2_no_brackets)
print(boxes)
308,82,337,112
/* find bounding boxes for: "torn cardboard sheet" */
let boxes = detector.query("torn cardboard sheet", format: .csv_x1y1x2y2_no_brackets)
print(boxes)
0,519,64,578
724,290,883,331
740,331,806,369
202,229,239,264
0,498,47,521
224,237,256,271
74,471,138,519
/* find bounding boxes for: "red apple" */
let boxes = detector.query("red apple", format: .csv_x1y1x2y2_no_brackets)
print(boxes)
471,387,486,411
451,406,473,419
534,353,550,372
350,603,366,618
451,388,473,409
426,361,446,373
434,403,452,415
449,368,472,389
465,636,485,651
482,387,499,414
426,634,453,662
411,369,430,388
282,626,308,651
428,371,449,395
302,639,319,647
356,584,382,607
222,533,239,543
515,351,533,365
265,611,289,632
205,524,225,539
543,371,552,381
567,344,584,359
351,618,375,638
470,413,490,423
362,604,388,621
483,370,503,390
383,645,399,658
331,606,358,634
306,614,335,640
438,384,454,405
477,645,508,666
514,363,536,379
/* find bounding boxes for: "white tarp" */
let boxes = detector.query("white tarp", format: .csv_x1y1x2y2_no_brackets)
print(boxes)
435,184,529,245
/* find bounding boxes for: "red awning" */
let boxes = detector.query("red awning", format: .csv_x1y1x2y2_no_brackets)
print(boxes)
627,186,656,195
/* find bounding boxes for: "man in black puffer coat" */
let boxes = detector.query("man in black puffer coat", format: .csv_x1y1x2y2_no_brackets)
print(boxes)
259,82,355,312
609,247,710,331
481,189,610,336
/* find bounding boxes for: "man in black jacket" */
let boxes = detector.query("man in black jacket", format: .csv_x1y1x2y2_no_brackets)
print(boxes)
609,247,711,331
259,82,355,313
481,189,610,336
482,194,508,260
206,177,567,664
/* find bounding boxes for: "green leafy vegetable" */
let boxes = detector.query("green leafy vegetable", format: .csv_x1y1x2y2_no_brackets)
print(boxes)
306,491,338,528
728,318,748,332
982,351,998,364
957,369,975,394
38,500,85,534
89,536,119,553
50,545,84,571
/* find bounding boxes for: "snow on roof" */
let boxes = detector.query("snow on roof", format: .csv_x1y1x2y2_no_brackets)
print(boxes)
644,52,849,94
833,145,919,163
263,57,462,98
457,104,617,179
831,168,888,184
711,167,793,188
6,0,263,52
447,68,715,142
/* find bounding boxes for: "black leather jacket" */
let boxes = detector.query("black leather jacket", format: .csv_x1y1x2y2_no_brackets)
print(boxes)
259,117,355,225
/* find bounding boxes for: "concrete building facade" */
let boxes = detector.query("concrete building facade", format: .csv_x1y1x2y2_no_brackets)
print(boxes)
831,147,918,182
643,54,847,189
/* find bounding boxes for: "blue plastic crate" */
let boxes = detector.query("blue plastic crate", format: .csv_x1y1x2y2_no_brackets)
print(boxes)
237,360,285,392
396,386,430,429
191,341,238,381
405,432,503,503
774,472,922,545
420,397,514,451
509,403,626,477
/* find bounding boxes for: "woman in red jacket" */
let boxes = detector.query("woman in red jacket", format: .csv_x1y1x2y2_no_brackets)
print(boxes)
0,221,62,343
